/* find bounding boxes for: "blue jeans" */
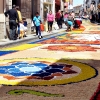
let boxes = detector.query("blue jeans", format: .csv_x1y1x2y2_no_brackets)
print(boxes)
36,26,41,36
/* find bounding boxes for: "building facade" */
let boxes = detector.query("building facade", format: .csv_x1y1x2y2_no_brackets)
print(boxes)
0,0,65,39
84,0,100,12
73,5,83,15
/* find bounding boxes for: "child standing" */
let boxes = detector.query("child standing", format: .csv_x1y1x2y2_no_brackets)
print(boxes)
33,12,43,39
19,21,25,39
23,17,28,37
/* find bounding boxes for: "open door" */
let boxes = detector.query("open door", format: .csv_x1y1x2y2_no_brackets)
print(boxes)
12,0,21,8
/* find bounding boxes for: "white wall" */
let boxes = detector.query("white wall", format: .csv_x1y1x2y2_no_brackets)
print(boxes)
0,0,5,22
40,0,44,21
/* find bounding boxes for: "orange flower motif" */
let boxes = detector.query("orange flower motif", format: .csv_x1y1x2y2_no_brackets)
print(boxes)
43,45,100,52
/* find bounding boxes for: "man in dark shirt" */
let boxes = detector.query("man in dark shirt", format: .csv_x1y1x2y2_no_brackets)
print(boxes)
5,5,19,40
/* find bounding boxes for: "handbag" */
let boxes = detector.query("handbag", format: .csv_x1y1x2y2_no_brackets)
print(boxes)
40,23,44,31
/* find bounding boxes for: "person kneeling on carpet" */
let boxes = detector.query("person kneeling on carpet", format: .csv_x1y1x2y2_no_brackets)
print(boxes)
64,12,73,31
66,21,73,31
74,17,82,29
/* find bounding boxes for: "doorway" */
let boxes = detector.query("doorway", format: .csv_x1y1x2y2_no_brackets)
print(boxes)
43,3,51,20
31,0,38,20
12,0,21,8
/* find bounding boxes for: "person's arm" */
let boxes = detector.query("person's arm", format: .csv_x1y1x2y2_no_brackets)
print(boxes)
39,16,42,23
33,17,36,26
4,10,9,17
53,14,55,21
16,11,19,23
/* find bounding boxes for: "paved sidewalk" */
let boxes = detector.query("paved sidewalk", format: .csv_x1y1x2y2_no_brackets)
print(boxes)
0,28,66,47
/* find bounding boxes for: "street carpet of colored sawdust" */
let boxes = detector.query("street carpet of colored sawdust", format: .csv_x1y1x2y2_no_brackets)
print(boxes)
91,83,100,100
0,58,97,86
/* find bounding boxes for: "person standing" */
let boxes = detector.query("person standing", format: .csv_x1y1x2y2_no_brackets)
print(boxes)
33,12,43,39
47,11,54,33
71,11,75,20
16,6,22,38
4,5,19,40
60,11,64,28
56,10,62,29
64,12,68,24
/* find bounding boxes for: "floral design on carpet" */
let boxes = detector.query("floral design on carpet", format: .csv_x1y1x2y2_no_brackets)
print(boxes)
43,45,99,52
0,58,97,86
38,34,100,45
0,61,78,80
90,83,100,100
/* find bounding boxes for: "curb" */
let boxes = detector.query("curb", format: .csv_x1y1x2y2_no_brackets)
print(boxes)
0,30,66,48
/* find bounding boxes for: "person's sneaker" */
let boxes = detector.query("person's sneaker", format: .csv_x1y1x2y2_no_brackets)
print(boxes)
19,37,21,39
38,36,43,39
23,35,27,37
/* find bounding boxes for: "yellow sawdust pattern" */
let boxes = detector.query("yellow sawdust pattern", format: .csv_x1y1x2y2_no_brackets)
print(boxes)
4,44,42,51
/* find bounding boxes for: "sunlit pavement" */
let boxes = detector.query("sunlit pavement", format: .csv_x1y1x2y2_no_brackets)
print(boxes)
0,20,100,100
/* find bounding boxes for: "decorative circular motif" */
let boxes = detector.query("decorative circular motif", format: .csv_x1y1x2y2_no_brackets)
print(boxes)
0,58,97,86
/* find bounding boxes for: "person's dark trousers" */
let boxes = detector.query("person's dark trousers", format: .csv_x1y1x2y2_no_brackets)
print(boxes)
9,20,17,40
98,12,100,24
36,26,41,36
57,19,61,28
48,21,53,31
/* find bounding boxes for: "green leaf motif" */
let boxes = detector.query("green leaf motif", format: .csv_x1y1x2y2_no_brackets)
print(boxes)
8,89,64,97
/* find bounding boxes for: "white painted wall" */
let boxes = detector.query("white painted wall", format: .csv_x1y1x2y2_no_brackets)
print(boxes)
40,0,44,21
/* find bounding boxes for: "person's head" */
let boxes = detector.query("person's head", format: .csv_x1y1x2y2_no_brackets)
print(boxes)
16,6,20,10
72,11,74,13
22,17,26,21
69,12,71,15
65,12,68,15
36,12,39,17
84,12,87,15
49,11,52,14
12,5,16,9
61,11,63,14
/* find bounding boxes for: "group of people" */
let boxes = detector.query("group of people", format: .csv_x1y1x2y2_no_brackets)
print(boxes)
44,10,82,33
4,5,27,40
5,5,83,40
55,10,82,31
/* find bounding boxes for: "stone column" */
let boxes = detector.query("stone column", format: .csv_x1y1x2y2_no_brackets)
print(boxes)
52,0,55,14
40,0,43,21
60,0,64,11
